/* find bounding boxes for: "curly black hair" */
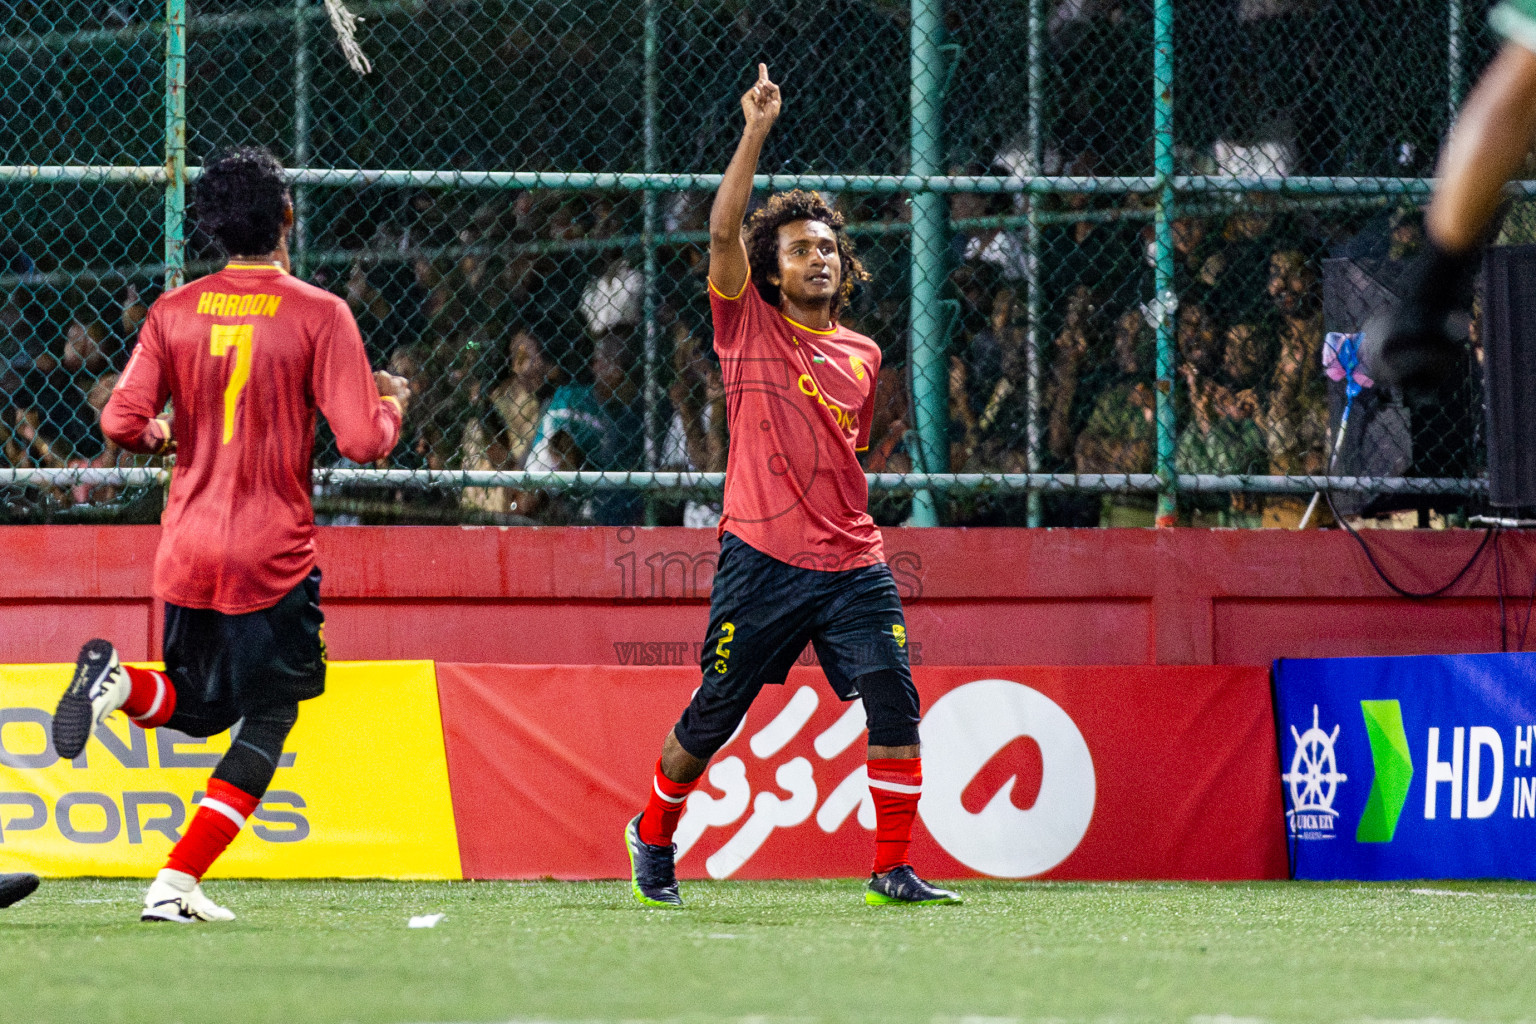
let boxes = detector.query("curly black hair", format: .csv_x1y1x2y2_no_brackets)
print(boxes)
196,146,290,257
745,190,868,320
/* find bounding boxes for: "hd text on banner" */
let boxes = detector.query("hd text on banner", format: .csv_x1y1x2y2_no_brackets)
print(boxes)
437,664,1288,881
0,661,461,879
1274,653,1536,880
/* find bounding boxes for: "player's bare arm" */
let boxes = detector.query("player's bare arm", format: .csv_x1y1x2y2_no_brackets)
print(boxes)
708,63,781,299
1427,44,1536,253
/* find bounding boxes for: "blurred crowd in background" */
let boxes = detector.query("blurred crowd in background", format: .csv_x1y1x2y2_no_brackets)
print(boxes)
2,0,1491,525
3,182,1438,528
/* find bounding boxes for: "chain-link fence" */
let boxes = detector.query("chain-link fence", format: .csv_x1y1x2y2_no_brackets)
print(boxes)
0,0,1513,526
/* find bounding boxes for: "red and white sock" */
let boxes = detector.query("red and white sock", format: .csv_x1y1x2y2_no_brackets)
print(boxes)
868,757,922,875
637,760,700,847
165,778,260,881
121,666,176,728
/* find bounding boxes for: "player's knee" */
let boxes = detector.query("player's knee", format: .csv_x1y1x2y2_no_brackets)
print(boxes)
165,706,241,739
857,669,921,748
673,695,747,763
210,703,299,799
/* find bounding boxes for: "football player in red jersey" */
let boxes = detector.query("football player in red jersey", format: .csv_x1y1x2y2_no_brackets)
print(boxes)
52,147,410,922
624,65,960,908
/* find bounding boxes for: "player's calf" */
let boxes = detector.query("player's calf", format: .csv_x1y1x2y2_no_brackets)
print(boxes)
859,673,961,906
863,756,959,904
867,756,922,873
140,778,258,923
860,758,963,906
140,703,296,923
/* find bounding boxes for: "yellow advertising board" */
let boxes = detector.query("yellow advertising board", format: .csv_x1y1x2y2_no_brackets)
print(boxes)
0,661,461,879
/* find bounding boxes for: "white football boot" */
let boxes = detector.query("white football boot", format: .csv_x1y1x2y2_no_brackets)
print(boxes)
141,869,236,923
52,638,132,759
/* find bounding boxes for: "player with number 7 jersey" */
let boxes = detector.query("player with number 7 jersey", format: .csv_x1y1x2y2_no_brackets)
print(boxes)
112,233,405,617
52,146,407,924
106,219,402,614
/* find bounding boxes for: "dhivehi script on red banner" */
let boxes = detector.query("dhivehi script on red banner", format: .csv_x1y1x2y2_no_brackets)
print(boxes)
436,664,1286,881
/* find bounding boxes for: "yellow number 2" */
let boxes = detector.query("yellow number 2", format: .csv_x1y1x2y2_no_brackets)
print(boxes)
209,323,254,444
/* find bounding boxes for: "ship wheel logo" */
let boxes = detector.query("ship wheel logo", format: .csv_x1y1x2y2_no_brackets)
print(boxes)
1283,705,1348,833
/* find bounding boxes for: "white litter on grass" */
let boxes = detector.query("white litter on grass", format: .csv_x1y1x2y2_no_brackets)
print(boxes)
408,913,445,928
707,932,741,939
1409,888,1536,900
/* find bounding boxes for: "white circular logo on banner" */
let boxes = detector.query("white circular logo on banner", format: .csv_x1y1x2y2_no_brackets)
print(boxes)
919,679,1096,878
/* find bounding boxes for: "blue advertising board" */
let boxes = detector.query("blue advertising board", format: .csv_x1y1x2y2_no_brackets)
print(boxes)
1273,653,1536,880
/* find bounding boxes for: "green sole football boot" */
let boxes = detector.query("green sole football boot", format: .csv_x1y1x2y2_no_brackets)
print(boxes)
865,865,963,906
624,814,682,907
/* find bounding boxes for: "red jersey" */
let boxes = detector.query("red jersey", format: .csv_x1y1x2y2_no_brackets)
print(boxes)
104,262,402,614
710,276,884,569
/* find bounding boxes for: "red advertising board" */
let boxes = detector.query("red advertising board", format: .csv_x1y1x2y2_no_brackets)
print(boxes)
436,664,1287,881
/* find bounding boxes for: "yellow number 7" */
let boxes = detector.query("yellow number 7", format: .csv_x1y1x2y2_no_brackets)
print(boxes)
209,323,254,444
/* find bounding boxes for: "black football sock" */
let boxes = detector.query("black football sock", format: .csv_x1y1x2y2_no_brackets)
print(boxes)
211,702,299,798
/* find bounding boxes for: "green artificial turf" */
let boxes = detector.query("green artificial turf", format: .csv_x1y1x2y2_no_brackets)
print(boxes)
3,878,1535,1024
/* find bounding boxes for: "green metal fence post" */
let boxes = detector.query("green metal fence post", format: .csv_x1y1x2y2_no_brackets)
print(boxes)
294,0,313,277
640,0,662,523
1152,0,1176,527
164,0,187,290
1024,0,1044,528
1448,0,1465,119
909,0,949,526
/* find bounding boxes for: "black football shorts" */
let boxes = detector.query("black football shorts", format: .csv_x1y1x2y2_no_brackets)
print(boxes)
161,567,327,737
672,532,919,759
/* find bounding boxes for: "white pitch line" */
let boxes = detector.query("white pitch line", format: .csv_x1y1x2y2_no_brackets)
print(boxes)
1409,887,1536,900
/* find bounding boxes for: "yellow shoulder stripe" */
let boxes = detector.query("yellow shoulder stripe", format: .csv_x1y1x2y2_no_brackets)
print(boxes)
708,272,750,302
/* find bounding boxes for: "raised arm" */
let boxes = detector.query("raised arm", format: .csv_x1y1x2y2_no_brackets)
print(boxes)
708,63,781,298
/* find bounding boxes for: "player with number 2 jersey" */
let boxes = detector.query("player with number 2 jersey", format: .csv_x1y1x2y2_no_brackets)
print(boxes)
623,65,960,910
